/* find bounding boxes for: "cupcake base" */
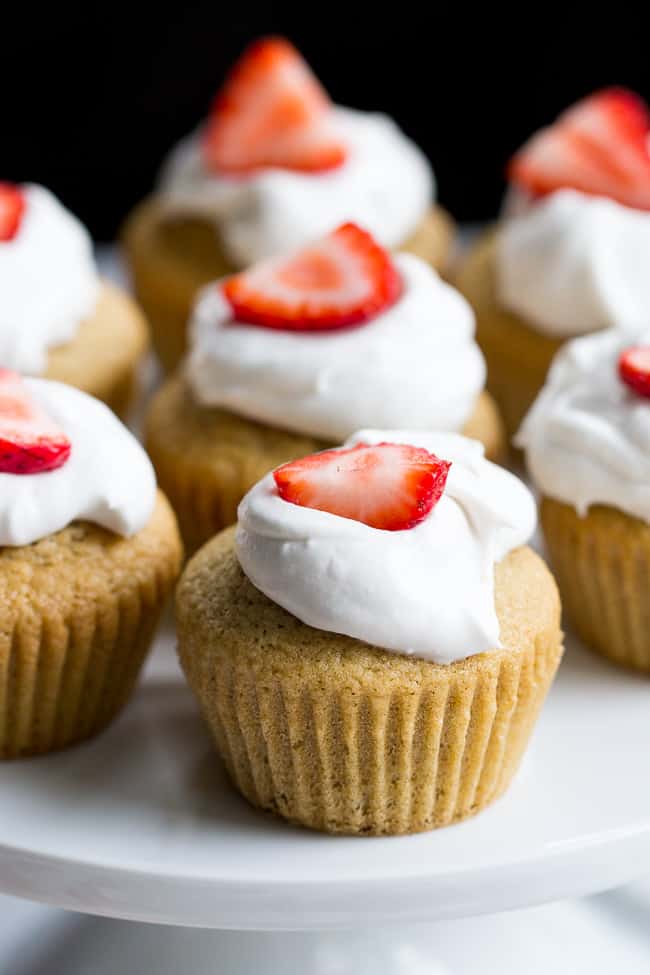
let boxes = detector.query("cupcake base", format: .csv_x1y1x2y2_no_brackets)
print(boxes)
176,528,562,836
0,491,182,759
145,375,506,554
122,198,457,373
541,497,650,673
45,282,149,419
454,230,564,440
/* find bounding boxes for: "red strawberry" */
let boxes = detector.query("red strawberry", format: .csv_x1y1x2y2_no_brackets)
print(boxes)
273,442,451,531
222,223,402,331
0,183,26,242
619,345,650,398
508,88,650,210
203,36,347,175
0,370,71,475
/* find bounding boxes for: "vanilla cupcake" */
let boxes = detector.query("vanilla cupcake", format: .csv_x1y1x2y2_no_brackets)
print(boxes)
123,37,454,372
145,223,505,553
0,182,148,417
517,328,650,672
0,370,182,757
456,88,650,439
176,432,562,835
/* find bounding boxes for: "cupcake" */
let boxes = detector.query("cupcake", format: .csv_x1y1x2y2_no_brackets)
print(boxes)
123,36,454,372
517,328,650,672
455,88,650,439
145,222,505,553
0,181,148,417
176,431,562,835
0,370,182,758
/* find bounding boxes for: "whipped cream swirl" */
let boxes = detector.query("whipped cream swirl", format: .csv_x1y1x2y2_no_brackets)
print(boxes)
186,253,486,441
0,185,100,374
158,107,433,267
496,189,650,338
236,431,536,663
517,327,650,523
0,379,156,547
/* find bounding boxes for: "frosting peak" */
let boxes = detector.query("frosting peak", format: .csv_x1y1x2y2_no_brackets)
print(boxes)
158,107,433,266
496,190,650,338
517,327,650,523
236,431,536,663
186,253,486,441
0,379,156,547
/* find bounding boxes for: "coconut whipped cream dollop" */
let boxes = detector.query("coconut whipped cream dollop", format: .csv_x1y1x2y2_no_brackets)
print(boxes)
236,431,536,663
159,108,433,267
517,328,650,523
0,185,100,374
0,379,156,546
496,189,650,338
186,253,485,441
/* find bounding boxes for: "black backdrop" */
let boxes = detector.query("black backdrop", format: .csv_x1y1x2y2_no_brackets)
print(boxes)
4,8,649,240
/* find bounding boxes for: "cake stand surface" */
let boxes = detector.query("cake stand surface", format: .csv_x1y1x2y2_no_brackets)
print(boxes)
0,623,649,939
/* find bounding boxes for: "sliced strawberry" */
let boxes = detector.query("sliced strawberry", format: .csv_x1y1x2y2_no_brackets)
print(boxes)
508,88,650,210
222,223,402,331
203,36,347,175
0,370,71,475
619,345,650,398
0,183,26,242
273,442,451,531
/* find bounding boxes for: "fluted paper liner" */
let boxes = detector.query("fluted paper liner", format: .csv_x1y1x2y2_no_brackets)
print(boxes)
542,497,650,673
146,377,505,556
0,492,182,759
177,529,562,835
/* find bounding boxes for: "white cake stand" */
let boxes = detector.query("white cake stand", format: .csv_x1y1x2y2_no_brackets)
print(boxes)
0,621,649,974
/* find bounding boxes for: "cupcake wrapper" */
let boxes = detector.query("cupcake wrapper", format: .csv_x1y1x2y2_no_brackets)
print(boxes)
0,494,182,759
195,635,560,835
542,498,650,672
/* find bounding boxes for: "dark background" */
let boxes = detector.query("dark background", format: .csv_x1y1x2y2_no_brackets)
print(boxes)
4,9,648,240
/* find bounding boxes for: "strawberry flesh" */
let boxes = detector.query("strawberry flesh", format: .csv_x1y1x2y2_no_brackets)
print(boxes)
0,183,26,242
508,88,650,210
203,36,347,175
222,222,402,331
273,442,451,531
0,370,71,475
619,345,650,399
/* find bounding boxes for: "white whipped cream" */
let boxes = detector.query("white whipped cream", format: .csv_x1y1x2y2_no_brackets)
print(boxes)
496,189,650,338
158,107,433,266
236,431,536,663
517,328,650,523
0,185,100,374
186,253,485,441
0,379,156,547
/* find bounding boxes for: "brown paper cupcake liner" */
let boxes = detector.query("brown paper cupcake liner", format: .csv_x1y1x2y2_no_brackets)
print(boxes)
541,497,650,672
197,636,560,835
0,492,183,759
146,376,505,556
176,532,563,836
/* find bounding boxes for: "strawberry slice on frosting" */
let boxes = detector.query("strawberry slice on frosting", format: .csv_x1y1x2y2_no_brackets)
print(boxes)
508,88,650,211
222,222,402,330
0,370,71,474
203,36,347,175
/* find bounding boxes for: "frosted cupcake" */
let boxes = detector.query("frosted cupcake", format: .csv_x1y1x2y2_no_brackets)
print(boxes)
518,328,650,671
123,37,454,372
176,431,562,835
455,88,650,438
0,182,148,416
0,370,182,757
145,222,504,553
